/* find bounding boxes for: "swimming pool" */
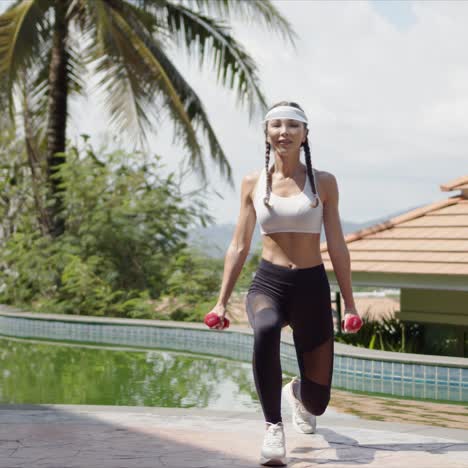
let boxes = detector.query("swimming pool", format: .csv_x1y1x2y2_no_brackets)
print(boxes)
0,310,467,404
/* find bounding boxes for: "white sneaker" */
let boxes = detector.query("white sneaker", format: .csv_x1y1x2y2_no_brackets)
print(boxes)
260,421,287,466
283,376,316,434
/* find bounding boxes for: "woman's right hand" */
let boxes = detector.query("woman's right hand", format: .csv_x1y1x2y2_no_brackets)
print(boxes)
210,303,228,329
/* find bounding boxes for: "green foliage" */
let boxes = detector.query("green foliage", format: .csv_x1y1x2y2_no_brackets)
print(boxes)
0,231,60,306
0,122,35,237
420,324,462,357
0,138,219,318
162,248,224,322
335,314,423,354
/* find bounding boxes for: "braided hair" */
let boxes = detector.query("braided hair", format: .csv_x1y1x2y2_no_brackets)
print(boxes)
263,101,319,209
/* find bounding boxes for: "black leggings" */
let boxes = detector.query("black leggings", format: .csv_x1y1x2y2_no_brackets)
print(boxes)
245,257,334,424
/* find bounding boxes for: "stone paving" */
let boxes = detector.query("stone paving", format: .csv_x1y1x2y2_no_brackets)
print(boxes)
1,403,468,468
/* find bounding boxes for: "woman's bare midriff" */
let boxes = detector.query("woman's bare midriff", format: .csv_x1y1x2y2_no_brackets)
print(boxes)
260,233,323,269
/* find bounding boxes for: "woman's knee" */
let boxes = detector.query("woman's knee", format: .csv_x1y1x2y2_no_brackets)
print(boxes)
253,311,284,336
302,396,329,416
300,380,331,416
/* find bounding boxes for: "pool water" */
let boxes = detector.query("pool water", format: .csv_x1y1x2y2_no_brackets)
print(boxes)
0,337,271,409
1,336,466,410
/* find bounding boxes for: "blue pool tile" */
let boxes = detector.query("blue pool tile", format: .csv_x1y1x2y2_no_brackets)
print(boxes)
448,367,460,386
462,368,468,387
364,359,372,375
342,356,351,371
393,362,402,380
424,385,437,400
372,360,382,376
373,377,385,393
401,363,412,382
357,359,365,374
401,362,408,377
382,361,393,377
341,358,350,372
334,355,342,369
437,366,448,384
382,380,394,395
414,382,426,398
362,376,374,388
436,385,449,401
425,366,436,383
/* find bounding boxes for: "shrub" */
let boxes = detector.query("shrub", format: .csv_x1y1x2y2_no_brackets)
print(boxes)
0,139,216,318
335,313,424,354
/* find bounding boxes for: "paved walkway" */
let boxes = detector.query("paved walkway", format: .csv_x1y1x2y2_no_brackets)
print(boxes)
1,404,468,468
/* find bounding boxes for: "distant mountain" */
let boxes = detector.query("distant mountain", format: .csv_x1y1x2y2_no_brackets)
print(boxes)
188,203,424,259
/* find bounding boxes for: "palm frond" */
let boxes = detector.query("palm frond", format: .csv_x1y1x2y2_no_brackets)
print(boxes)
163,3,268,119
100,0,234,186
80,0,148,147
67,41,87,97
135,28,235,187
132,0,282,118
181,0,297,45
133,0,297,45
82,0,202,156
0,0,53,120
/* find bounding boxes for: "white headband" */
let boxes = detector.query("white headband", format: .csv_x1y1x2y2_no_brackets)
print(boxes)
262,105,308,124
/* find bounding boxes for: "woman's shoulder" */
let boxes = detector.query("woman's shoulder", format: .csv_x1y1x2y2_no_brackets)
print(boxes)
313,169,338,204
313,168,335,182
242,168,263,202
245,167,263,181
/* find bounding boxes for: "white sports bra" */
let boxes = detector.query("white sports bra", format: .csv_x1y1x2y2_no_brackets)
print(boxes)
252,166,323,235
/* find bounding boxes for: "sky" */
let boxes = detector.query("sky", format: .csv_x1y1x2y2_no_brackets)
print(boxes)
2,0,467,226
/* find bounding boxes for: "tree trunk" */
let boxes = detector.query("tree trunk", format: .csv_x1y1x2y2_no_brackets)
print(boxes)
23,90,52,237
17,66,52,236
46,0,69,238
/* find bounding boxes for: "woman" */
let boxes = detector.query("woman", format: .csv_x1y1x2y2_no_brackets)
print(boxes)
211,101,360,466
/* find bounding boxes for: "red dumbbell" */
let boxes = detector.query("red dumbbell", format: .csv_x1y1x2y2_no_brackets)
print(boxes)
341,313,363,333
204,311,230,330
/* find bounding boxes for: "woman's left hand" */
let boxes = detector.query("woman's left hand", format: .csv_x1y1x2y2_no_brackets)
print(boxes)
341,306,362,333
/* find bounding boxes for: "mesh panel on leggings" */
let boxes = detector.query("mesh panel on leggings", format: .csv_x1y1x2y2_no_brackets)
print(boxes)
295,334,334,416
302,335,334,387
245,292,286,329
245,291,285,424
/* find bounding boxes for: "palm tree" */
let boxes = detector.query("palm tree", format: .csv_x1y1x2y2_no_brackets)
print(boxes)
0,0,296,237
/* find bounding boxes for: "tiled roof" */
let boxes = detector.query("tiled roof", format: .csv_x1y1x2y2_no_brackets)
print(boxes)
320,175,468,276
440,175,468,192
